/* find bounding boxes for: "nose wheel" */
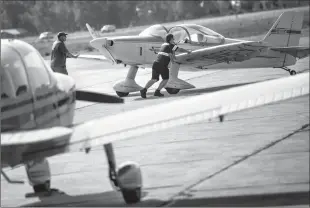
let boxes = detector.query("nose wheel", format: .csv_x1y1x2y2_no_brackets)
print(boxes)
121,188,141,204
104,143,142,204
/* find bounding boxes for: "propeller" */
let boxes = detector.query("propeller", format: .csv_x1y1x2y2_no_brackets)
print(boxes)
76,90,124,103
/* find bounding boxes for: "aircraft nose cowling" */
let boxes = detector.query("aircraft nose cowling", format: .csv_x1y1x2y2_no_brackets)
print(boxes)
90,38,113,48
90,38,115,64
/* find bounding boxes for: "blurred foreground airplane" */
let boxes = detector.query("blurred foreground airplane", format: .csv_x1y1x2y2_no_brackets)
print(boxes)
83,11,309,97
1,39,309,204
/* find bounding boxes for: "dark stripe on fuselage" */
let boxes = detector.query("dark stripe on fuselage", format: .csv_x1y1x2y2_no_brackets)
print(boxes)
1,98,34,112
36,91,54,101
271,29,301,34
1,90,75,132
0,90,70,113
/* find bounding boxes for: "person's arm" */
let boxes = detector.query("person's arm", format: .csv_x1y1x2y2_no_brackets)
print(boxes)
170,54,176,63
66,52,79,58
60,42,79,58
177,47,191,54
172,43,191,54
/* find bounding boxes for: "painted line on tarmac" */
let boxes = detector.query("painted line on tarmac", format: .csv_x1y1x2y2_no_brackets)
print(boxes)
160,123,310,207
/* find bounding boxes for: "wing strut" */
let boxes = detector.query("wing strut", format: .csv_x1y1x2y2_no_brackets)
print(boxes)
1,170,24,184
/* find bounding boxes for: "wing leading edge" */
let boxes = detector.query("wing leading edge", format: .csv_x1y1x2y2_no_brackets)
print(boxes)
78,54,110,62
2,72,309,167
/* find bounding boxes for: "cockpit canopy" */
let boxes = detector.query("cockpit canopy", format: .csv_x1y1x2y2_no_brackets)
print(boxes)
169,24,225,44
139,23,225,44
139,24,168,41
1,39,54,99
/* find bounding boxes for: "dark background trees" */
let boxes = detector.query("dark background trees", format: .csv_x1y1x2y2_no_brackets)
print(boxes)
1,0,307,35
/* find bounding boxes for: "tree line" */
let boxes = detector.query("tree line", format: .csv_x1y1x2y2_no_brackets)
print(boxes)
0,0,307,35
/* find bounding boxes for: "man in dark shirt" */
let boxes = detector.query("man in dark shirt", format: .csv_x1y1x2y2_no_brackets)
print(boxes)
50,32,79,75
140,33,191,98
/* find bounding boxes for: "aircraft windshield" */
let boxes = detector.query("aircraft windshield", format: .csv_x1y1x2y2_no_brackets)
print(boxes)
169,24,224,44
1,46,29,98
139,24,168,40
184,24,223,37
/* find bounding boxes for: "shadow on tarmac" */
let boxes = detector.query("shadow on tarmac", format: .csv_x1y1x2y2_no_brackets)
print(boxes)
21,189,309,207
131,81,257,101
165,191,310,207
21,190,163,207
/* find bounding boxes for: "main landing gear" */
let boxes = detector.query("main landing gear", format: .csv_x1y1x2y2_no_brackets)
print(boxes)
165,88,180,94
104,143,142,204
116,91,129,97
164,63,195,95
281,66,297,76
113,63,195,97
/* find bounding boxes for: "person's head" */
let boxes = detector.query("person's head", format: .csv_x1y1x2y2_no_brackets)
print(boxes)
57,32,68,42
166,33,175,44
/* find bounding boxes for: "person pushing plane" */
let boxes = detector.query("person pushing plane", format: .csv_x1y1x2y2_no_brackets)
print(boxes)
140,33,191,98
50,32,80,75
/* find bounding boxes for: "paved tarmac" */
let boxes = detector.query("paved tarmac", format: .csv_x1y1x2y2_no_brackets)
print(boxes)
1,38,309,207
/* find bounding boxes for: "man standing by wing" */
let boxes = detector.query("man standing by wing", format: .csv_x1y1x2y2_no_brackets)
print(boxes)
140,34,191,98
50,32,79,75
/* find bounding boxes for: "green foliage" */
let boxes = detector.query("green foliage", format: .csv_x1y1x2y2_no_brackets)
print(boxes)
1,0,307,35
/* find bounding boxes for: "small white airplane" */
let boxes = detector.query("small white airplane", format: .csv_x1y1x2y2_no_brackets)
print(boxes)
1,39,309,205
82,11,309,97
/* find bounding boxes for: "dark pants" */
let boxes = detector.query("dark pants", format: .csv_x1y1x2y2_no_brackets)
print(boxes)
151,61,169,80
51,66,68,75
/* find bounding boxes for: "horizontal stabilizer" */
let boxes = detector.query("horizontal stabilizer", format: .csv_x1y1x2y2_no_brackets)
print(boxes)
271,46,310,59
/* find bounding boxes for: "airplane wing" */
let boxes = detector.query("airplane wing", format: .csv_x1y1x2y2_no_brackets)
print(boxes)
270,46,310,59
1,72,309,168
175,41,267,64
78,54,110,62
1,127,73,167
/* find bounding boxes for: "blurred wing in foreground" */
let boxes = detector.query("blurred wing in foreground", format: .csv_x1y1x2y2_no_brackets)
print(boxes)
2,72,309,167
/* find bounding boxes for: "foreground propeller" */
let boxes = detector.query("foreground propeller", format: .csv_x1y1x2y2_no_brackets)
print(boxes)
76,90,124,103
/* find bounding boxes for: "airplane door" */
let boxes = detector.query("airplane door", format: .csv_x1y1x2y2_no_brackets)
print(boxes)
1,47,36,131
21,50,61,128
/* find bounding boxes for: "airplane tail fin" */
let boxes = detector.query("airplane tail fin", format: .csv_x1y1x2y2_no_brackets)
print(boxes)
262,11,303,47
86,23,101,39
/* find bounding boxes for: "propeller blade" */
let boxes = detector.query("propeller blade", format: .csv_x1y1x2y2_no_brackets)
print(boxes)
76,90,124,103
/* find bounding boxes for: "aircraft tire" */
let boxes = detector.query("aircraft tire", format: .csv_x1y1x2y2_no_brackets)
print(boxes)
165,88,180,94
116,91,129,97
290,70,297,76
121,187,141,204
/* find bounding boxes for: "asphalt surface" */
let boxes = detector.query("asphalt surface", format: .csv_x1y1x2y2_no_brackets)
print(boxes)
1,38,309,207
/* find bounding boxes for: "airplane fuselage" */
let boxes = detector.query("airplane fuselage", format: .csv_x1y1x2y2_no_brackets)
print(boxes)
1,40,76,168
91,36,296,71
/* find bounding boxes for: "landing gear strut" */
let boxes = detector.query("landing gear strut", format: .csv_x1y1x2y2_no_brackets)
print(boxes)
1,170,24,184
281,67,297,76
104,143,142,204
113,65,143,97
